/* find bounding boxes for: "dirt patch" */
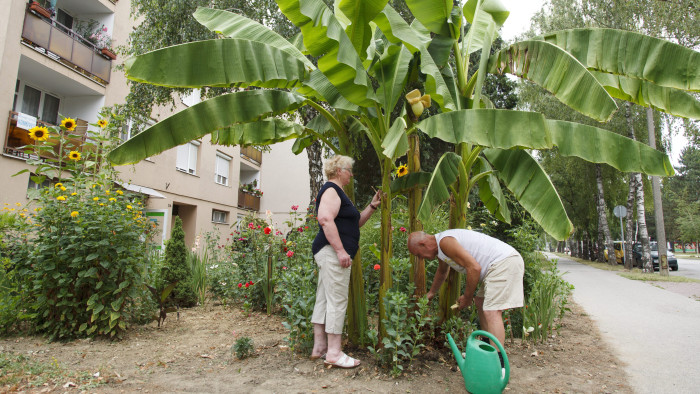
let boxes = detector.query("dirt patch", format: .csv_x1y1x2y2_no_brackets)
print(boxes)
0,302,632,393
645,281,700,301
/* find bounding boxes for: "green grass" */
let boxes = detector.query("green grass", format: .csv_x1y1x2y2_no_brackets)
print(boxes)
0,352,103,391
551,252,700,283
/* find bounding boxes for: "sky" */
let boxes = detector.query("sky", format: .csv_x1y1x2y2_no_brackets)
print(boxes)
496,0,687,167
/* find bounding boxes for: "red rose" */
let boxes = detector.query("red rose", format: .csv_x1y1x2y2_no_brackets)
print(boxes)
286,251,294,257
238,283,243,288
264,227,272,234
245,283,250,288
373,264,380,270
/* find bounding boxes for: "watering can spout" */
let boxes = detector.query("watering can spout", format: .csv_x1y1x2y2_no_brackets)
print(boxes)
446,333,464,365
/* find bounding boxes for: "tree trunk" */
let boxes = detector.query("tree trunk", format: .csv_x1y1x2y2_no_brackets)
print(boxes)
596,164,616,265
624,174,636,269
623,102,651,270
306,140,324,205
646,107,669,276
407,134,425,298
378,157,393,339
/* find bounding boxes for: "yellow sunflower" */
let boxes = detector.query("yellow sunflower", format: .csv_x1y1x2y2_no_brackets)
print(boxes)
396,164,408,178
71,192,77,196
97,119,108,128
116,190,124,195
68,151,81,161
61,117,77,131
109,198,116,202
60,186,67,191
54,183,63,188
93,197,99,201
126,205,133,209
56,196,66,201
28,126,50,141
70,211,79,218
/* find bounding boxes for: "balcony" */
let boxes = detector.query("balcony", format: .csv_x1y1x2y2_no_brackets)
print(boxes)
240,146,262,165
4,111,89,161
21,6,112,84
237,190,260,211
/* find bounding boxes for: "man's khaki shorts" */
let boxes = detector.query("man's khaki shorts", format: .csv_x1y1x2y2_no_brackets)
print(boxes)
476,254,524,311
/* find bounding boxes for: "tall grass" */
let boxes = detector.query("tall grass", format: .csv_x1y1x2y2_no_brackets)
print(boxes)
188,249,209,305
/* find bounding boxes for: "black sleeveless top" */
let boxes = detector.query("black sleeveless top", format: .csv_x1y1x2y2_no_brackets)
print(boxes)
311,182,361,258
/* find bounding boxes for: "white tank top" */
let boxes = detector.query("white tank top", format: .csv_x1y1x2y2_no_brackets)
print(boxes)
435,229,518,281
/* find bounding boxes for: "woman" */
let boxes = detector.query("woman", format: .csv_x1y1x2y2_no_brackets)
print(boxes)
309,155,381,368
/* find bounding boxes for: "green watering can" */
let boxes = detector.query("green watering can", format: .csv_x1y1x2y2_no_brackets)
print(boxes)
447,330,510,394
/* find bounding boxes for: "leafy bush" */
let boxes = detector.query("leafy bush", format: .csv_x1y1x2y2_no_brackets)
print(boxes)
522,259,573,343
162,217,196,308
368,286,435,377
5,112,155,340
233,336,255,359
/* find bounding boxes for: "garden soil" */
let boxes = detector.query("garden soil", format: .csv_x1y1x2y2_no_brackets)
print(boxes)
0,302,633,393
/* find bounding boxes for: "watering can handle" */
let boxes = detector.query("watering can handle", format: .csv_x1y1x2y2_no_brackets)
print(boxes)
469,330,510,385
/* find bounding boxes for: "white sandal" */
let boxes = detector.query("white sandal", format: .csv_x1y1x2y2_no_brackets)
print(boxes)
324,353,360,369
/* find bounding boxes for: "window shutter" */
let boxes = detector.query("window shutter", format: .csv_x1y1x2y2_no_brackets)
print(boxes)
176,144,188,171
188,142,198,174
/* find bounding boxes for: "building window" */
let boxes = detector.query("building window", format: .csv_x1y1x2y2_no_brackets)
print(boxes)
27,175,51,190
14,81,60,125
212,209,228,224
176,141,200,175
215,152,231,186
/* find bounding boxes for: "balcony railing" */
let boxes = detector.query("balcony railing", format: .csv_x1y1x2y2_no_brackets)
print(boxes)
22,7,111,83
4,111,90,161
237,190,260,211
240,146,262,165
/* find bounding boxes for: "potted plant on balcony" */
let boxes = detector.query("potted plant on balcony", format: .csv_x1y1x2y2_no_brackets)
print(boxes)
90,25,116,60
28,1,52,19
239,181,263,197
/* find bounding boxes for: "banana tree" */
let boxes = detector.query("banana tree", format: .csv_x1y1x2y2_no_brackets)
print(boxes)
107,2,454,342
385,0,696,320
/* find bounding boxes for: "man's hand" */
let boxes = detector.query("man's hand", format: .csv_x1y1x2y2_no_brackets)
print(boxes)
457,294,473,310
336,250,352,268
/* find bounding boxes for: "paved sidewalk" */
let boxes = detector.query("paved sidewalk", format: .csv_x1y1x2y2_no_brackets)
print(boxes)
548,253,700,393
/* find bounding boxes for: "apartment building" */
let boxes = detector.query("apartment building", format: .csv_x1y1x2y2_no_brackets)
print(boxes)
0,0,310,248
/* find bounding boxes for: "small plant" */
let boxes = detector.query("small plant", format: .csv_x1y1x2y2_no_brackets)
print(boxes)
522,264,573,343
239,180,262,197
187,243,209,306
368,287,434,377
145,282,178,327
232,337,255,359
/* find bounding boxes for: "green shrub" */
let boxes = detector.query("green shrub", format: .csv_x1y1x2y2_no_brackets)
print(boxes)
6,111,155,340
162,217,197,308
368,286,435,377
233,336,255,359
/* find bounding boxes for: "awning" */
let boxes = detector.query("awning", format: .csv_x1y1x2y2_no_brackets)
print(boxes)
116,182,166,199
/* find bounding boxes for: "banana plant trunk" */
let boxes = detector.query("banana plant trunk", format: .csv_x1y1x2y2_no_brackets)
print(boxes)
438,194,464,323
344,178,368,346
378,158,393,340
408,134,425,297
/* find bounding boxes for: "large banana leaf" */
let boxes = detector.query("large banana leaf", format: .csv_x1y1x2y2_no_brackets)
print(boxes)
547,119,674,176
404,0,453,37
390,171,432,194
373,5,430,53
484,148,573,240
488,40,617,122
298,69,358,112
381,117,408,160
417,109,675,176
193,7,314,68
591,71,700,120
277,0,377,107
371,44,412,112
337,0,389,60
417,152,462,222
474,156,511,223
124,39,310,89
211,118,304,145
538,28,700,92
108,90,308,165
462,0,509,55
417,109,552,150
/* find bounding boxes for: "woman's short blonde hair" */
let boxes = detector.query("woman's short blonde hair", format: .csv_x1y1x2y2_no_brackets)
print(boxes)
323,155,354,179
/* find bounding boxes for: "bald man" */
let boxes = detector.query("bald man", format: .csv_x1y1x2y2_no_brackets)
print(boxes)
408,229,524,345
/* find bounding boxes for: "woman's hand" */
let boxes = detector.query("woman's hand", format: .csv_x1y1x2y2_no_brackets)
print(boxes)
336,249,352,268
371,189,381,208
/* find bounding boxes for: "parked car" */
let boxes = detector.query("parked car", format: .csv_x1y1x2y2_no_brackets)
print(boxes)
632,242,678,271
603,241,624,264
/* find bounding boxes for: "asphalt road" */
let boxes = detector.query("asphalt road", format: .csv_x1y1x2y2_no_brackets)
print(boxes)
548,253,700,393
672,258,700,280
